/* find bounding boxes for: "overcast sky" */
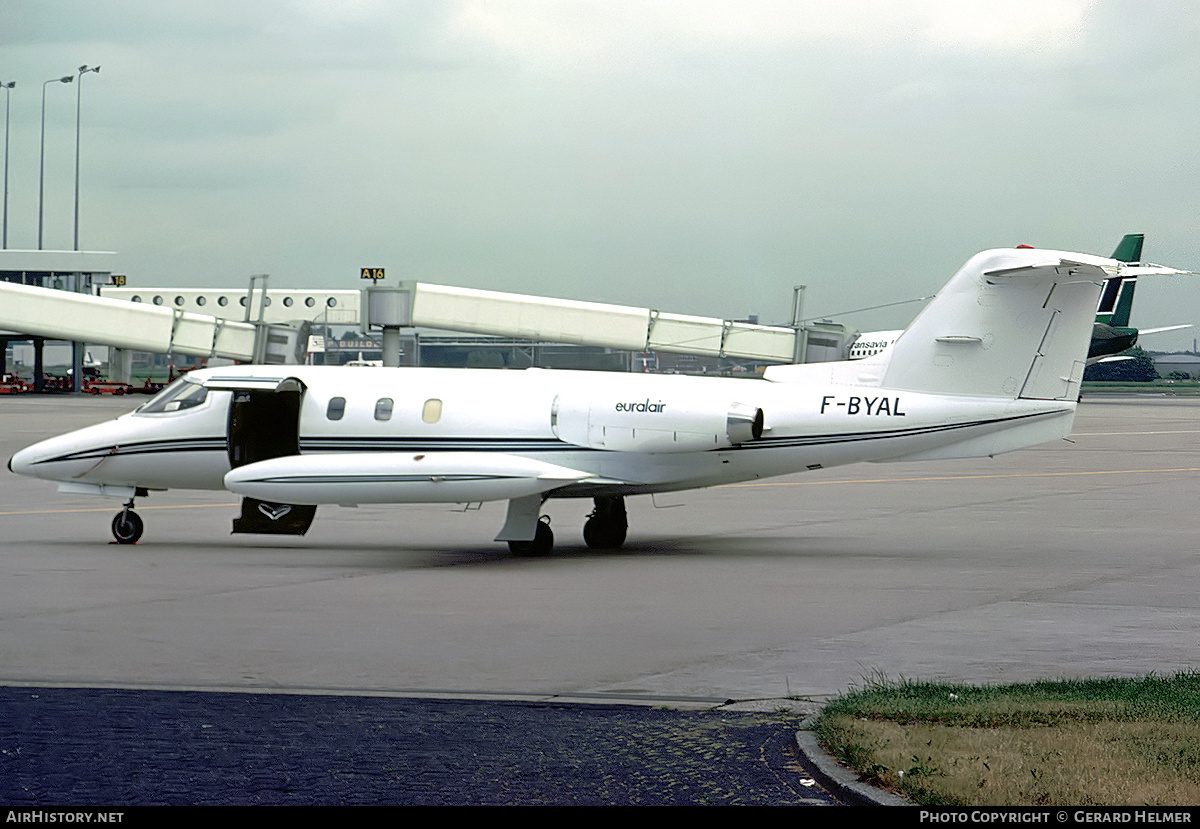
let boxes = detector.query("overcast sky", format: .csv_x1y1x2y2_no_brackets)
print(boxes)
5,1,1199,345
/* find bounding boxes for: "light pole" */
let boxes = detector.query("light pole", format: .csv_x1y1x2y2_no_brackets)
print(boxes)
38,74,73,250
73,65,99,251
2,81,13,249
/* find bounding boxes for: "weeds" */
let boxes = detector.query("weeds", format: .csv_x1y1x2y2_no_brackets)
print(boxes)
813,672,1200,806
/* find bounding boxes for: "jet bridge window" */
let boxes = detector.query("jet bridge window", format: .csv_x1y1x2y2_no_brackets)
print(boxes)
374,398,394,421
326,397,346,421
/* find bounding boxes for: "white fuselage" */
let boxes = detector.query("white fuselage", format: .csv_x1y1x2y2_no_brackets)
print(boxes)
10,364,1075,506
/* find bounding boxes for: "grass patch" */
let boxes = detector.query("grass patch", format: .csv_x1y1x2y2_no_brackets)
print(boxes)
812,672,1200,806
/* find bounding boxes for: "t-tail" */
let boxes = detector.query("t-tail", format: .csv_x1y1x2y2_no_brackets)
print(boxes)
840,247,1181,403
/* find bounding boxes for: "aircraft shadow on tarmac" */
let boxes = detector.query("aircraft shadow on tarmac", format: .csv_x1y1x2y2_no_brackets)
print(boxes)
48,531,866,571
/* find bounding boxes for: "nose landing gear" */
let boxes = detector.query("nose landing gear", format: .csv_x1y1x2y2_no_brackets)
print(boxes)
111,499,144,544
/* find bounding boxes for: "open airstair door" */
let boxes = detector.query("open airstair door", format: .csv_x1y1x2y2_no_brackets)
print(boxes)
204,374,317,536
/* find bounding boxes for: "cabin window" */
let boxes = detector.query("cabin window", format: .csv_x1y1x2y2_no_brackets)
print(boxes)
422,398,442,424
327,397,346,421
375,398,394,421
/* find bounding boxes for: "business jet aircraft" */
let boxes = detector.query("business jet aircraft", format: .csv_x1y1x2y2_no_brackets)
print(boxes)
846,236,1188,365
7,247,1183,555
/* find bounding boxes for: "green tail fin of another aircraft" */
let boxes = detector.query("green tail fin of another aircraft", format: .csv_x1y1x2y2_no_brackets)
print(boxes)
1110,233,1144,263
1097,234,1144,327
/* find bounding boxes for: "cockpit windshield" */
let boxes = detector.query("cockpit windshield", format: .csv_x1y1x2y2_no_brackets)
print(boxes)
136,377,210,414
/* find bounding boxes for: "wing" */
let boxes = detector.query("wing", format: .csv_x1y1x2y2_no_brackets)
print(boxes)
224,451,598,505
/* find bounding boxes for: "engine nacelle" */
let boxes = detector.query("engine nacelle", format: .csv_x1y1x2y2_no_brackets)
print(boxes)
552,393,763,453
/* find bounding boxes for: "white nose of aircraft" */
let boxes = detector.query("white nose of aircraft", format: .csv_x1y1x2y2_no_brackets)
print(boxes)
9,435,81,480
7,447,31,476
7,420,125,482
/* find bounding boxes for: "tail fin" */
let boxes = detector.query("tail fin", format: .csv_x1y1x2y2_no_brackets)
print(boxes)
1110,233,1144,263
879,249,1113,401
1102,277,1138,328
1096,234,1144,326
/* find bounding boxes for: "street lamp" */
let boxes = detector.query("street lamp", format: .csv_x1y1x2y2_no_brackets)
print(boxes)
38,74,74,250
1,81,13,249
73,65,99,251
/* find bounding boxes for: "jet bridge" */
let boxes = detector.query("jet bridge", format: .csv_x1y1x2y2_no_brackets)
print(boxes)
101,281,846,366
0,280,309,368
3,250,850,385
364,282,819,365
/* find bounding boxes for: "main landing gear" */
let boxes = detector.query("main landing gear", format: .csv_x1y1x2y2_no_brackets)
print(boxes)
505,496,629,557
583,496,627,550
506,516,555,557
111,498,144,545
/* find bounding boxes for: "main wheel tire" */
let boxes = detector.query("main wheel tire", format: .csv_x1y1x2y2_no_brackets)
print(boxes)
111,511,144,544
583,517,627,550
507,520,554,557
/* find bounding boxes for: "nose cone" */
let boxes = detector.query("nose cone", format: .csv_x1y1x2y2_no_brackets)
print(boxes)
7,421,122,482
8,442,51,478
8,438,72,480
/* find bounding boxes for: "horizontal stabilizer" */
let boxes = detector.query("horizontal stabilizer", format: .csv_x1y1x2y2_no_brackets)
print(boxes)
1138,324,1192,336
982,258,1113,283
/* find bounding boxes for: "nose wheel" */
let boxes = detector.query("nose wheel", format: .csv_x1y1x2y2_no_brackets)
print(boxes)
111,502,144,545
